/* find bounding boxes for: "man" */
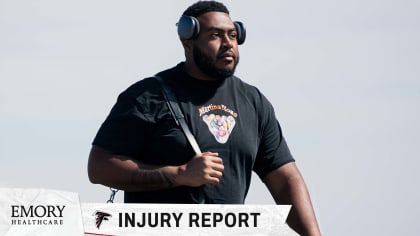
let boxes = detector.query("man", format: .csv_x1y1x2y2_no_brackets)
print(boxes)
88,1,321,235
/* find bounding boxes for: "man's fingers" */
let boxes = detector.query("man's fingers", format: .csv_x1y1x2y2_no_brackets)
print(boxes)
212,157,223,164
209,170,223,179
207,176,222,185
211,163,224,173
207,165,224,185
197,152,221,160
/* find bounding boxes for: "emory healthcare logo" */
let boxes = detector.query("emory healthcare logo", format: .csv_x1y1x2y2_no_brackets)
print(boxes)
94,211,112,229
11,205,66,226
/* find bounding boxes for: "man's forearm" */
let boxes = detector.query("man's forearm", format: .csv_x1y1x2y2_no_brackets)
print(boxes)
283,175,321,236
88,145,181,192
129,164,177,191
88,146,224,192
264,163,321,236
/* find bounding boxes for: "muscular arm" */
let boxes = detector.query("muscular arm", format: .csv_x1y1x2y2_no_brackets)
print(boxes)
264,162,321,236
88,145,224,192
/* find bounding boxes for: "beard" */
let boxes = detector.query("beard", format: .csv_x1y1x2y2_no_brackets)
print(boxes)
192,44,239,80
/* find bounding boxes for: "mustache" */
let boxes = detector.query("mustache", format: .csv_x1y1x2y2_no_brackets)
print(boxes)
217,50,236,59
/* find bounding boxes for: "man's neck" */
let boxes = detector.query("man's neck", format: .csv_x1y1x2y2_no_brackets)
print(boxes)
183,61,222,81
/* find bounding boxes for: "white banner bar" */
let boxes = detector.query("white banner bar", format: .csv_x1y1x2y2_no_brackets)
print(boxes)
0,189,296,236
82,203,294,236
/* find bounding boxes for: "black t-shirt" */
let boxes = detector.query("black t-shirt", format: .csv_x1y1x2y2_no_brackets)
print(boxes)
93,63,294,204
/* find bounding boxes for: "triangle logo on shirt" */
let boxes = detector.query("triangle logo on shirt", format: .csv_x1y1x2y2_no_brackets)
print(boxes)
202,114,236,144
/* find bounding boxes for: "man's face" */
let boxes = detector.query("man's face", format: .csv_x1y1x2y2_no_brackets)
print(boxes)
192,12,240,79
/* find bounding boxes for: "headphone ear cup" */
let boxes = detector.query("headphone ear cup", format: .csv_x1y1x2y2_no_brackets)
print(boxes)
177,16,200,40
234,21,246,45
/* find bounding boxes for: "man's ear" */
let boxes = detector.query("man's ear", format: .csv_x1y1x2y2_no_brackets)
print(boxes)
181,40,193,53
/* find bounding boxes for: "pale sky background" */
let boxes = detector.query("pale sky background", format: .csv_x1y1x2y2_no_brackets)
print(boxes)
1,0,419,235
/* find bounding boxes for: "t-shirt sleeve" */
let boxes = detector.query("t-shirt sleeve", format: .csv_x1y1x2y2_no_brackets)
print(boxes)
253,97,295,180
92,88,154,158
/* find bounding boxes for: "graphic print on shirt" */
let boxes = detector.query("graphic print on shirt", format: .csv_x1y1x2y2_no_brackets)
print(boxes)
198,104,238,144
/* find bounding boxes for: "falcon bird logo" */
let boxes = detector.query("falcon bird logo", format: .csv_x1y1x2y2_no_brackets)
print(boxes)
93,211,112,229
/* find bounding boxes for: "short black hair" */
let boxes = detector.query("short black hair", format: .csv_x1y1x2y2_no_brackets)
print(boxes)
182,1,229,18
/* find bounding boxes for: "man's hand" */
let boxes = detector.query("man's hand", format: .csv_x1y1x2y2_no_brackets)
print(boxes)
176,152,224,187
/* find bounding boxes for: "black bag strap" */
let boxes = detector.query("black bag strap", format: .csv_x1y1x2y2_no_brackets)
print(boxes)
106,76,204,204
154,76,202,155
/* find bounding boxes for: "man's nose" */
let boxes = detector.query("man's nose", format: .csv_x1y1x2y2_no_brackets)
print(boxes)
221,34,234,48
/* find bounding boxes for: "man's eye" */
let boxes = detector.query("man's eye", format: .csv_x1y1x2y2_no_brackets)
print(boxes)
229,33,237,39
211,32,220,37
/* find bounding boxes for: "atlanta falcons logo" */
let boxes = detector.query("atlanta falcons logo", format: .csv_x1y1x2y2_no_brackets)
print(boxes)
93,211,112,229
